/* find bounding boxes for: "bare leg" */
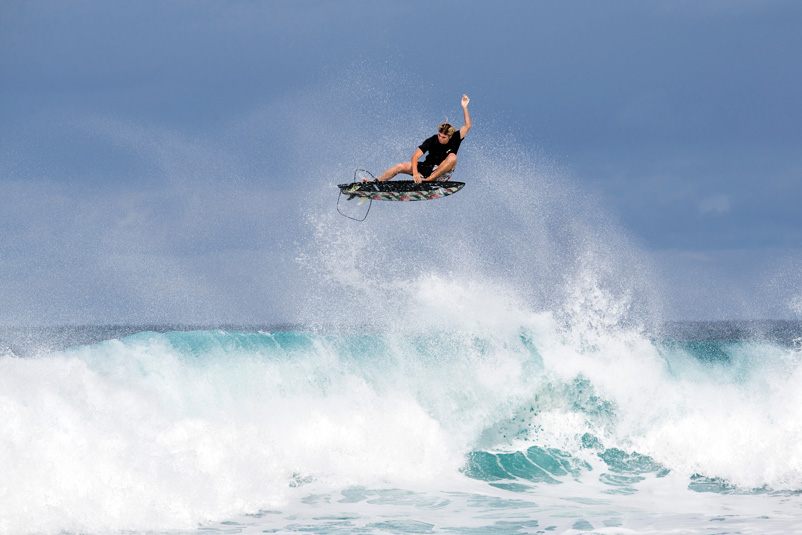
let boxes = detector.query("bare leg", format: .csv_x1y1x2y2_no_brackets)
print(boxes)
371,161,413,182
425,154,457,181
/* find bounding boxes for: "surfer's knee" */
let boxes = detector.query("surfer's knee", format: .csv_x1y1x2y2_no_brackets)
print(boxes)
442,153,457,169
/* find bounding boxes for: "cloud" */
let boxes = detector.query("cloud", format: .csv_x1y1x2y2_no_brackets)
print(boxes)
678,251,712,262
699,194,730,215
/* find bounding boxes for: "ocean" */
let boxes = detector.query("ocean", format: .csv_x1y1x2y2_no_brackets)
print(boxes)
2,319,802,535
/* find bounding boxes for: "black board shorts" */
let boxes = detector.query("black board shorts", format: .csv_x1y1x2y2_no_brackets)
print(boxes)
418,162,453,181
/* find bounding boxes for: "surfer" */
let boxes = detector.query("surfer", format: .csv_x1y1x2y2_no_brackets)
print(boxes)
369,94,472,184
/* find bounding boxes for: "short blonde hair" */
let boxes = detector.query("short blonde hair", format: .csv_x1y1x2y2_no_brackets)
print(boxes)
438,123,456,137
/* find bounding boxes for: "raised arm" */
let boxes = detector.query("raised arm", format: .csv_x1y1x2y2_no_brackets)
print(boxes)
459,94,471,139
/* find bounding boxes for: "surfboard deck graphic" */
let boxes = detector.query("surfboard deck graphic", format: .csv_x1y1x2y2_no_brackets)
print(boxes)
338,180,465,202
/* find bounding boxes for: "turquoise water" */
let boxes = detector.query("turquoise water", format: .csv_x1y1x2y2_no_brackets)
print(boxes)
2,323,802,534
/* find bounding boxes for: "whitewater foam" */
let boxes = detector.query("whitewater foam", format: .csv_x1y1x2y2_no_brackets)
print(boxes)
3,306,802,534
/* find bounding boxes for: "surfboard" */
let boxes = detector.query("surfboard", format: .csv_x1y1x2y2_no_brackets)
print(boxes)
337,180,465,202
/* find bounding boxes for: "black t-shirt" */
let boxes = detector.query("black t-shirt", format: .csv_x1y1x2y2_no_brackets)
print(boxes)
418,131,464,167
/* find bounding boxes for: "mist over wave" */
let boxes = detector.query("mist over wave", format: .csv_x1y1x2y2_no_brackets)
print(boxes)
292,70,662,336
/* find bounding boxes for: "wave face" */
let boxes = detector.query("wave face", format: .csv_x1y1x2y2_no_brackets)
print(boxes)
2,316,802,533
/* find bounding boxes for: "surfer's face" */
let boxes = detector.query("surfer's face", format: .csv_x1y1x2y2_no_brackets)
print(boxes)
437,132,452,144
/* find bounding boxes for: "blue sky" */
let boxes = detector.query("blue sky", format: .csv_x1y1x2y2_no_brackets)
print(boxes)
1,0,801,324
